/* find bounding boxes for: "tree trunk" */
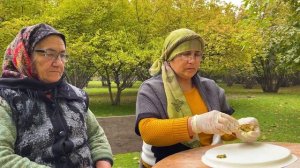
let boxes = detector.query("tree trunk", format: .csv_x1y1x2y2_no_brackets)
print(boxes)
113,88,122,106
105,69,114,104
224,74,234,87
242,76,257,89
258,77,281,92
254,53,282,93
66,63,98,89
100,75,108,87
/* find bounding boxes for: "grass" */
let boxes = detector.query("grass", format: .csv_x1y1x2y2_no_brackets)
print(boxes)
85,81,300,167
85,81,140,116
222,85,300,143
113,152,140,168
88,97,136,116
231,95,300,142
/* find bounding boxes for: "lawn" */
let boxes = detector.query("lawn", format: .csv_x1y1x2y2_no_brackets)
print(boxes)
85,81,140,116
85,81,300,167
222,84,300,143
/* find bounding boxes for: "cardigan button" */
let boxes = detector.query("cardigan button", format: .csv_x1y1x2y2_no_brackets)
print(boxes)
58,131,66,137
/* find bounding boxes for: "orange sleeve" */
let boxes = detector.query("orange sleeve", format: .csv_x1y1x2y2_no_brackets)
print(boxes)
138,117,192,146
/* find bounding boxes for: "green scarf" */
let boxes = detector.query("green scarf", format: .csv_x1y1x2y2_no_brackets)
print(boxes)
149,28,205,148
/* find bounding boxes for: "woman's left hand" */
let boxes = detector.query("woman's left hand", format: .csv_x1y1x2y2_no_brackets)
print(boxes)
95,160,112,168
235,117,261,142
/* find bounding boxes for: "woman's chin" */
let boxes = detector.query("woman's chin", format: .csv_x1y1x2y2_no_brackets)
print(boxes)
40,77,61,83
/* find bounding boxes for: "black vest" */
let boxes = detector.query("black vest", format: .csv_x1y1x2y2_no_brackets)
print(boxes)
0,79,93,168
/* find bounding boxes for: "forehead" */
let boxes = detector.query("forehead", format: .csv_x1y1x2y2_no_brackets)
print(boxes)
35,35,65,49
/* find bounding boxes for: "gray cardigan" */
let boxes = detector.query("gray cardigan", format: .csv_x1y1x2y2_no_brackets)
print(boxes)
135,73,234,135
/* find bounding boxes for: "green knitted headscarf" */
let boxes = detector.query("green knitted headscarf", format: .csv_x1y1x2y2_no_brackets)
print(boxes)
149,28,205,148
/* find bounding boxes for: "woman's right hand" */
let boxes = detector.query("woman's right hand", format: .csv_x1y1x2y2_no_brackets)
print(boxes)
190,110,239,135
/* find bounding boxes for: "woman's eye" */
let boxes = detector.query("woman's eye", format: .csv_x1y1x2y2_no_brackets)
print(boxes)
47,53,56,58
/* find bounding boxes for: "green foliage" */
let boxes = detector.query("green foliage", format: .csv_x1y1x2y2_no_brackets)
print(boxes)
66,34,99,88
90,29,139,105
0,0,299,94
0,0,48,21
241,0,300,92
47,0,109,39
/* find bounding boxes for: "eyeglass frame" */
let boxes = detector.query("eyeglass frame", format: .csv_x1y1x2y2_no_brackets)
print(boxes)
175,51,203,61
34,49,69,62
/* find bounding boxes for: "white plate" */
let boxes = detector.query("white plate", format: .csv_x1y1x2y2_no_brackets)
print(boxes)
201,143,298,168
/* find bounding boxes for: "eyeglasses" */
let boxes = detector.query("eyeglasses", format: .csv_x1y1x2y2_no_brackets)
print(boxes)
34,49,69,62
177,51,203,61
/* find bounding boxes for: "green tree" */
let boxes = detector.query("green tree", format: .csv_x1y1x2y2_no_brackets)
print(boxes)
91,30,140,105
41,0,109,87
0,0,50,21
244,0,299,92
66,34,99,88
198,1,250,86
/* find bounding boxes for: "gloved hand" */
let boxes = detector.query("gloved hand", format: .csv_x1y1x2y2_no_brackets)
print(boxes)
190,110,239,135
235,117,260,142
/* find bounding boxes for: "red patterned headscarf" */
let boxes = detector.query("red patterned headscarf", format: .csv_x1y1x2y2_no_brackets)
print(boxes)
2,23,65,79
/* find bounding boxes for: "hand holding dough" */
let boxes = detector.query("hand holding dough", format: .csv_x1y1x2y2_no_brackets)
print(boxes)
235,117,260,142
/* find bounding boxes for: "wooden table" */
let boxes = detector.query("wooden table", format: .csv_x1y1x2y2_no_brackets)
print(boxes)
153,142,300,168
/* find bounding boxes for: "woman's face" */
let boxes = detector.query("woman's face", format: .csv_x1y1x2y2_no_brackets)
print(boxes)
169,50,202,81
32,35,66,83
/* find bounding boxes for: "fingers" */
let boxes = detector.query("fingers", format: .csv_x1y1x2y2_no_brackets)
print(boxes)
193,111,257,136
220,113,239,126
239,132,259,142
220,112,236,121
250,127,261,137
238,117,259,126
214,123,229,135
249,118,259,126
236,120,261,142
218,113,239,133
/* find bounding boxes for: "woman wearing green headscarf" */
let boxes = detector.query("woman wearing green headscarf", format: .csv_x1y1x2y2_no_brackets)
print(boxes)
135,28,261,168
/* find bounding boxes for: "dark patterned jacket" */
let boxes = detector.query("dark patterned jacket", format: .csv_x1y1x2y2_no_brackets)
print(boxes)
0,79,113,168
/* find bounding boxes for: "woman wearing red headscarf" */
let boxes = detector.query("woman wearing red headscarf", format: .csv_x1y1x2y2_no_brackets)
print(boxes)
0,23,113,168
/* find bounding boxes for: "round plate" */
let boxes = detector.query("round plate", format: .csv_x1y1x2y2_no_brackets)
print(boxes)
201,143,298,168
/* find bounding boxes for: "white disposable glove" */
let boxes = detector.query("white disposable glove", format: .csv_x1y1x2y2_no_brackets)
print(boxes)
191,110,239,135
235,117,260,142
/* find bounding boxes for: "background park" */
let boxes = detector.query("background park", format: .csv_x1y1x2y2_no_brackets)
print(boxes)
0,0,299,167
